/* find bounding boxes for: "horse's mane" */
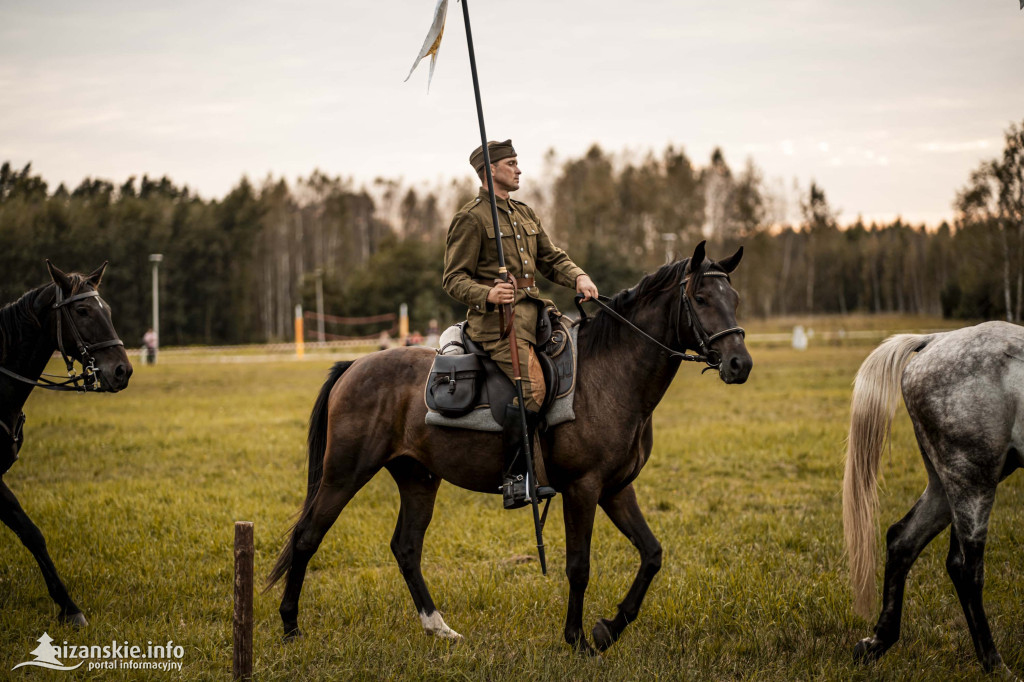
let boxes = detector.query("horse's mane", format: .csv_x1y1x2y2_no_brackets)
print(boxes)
577,257,724,356
0,275,91,364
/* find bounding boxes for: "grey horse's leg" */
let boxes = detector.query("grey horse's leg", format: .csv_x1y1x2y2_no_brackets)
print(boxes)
0,480,87,626
943,482,1004,673
385,458,459,639
854,481,951,662
591,483,662,651
562,481,600,655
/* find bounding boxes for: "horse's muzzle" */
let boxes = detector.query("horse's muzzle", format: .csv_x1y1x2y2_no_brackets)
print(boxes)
98,361,133,392
719,352,752,384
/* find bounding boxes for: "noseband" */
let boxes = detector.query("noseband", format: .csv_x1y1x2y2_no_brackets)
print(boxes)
0,285,125,393
576,270,745,371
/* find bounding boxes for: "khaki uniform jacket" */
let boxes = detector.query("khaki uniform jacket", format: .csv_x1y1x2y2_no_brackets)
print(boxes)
443,189,585,344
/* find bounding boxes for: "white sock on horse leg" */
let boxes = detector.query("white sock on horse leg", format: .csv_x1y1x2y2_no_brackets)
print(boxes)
419,610,463,640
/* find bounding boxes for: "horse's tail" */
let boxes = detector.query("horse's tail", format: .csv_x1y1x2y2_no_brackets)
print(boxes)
265,360,353,591
843,333,933,618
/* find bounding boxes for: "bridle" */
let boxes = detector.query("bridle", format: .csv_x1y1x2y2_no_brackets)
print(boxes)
0,283,125,470
575,270,745,372
0,285,125,393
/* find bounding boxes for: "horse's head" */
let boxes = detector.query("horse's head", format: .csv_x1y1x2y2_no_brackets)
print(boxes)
47,261,133,392
679,241,752,384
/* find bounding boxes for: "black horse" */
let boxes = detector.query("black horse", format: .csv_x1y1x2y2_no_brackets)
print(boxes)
268,241,752,654
1,262,132,626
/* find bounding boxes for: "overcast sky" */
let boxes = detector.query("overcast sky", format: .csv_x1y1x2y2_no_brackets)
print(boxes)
1,0,1021,226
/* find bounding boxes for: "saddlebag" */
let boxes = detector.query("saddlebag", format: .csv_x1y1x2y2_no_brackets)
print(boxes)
425,353,483,418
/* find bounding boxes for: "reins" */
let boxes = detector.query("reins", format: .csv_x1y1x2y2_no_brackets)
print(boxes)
575,271,745,371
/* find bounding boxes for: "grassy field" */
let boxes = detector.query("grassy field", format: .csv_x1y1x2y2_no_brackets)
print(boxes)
0,316,1021,680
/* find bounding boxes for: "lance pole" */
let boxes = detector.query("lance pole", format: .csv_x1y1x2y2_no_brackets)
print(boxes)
460,0,547,575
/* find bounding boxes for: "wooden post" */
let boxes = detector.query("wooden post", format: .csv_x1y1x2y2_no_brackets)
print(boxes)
233,521,254,681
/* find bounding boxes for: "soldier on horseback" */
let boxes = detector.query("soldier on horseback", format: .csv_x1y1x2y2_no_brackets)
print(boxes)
442,139,599,509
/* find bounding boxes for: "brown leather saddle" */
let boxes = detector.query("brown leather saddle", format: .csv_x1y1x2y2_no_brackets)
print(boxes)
425,309,575,425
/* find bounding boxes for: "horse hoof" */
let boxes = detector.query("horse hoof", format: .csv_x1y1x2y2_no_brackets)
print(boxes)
283,626,302,642
995,664,1019,681
592,618,616,652
852,636,887,663
61,611,88,628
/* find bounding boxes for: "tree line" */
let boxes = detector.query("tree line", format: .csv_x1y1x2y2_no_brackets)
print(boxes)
1,119,1022,347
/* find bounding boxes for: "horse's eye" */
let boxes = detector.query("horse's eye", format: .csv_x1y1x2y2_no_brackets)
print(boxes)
75,306,89,317
695,296,708,306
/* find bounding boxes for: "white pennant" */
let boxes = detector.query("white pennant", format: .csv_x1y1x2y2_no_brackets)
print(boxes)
404,0,449,91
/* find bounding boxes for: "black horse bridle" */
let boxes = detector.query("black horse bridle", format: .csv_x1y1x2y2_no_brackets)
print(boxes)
0,285,125,393
0,285,124,468
575,271,745,371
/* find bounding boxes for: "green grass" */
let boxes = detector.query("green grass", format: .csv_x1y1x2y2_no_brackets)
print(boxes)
0,318,1021,680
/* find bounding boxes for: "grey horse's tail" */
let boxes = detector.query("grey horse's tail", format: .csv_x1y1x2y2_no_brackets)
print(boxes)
843,333,934,618
265,361,353,591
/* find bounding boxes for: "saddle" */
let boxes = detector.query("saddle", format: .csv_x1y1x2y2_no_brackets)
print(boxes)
424,309,576,427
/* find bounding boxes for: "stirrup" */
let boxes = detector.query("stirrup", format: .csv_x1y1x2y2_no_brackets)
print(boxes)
501,474,530,510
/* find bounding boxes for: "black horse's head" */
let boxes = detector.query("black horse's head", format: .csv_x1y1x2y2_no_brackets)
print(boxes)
681,241,752,384
46,261,133,393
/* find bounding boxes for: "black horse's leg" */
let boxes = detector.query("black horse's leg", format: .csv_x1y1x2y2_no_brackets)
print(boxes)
854,481,950,663
385,459,458,639
562,482,600,655
944,485,1004,673
0,480,87,626
591,483,662,652
279,465,380,638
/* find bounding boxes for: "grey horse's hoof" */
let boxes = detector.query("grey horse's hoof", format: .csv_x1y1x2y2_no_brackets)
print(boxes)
61,611,88,628
995,664,1019,681
852,636,890,663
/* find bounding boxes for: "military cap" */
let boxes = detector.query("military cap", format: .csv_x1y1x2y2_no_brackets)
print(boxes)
469,139,516,172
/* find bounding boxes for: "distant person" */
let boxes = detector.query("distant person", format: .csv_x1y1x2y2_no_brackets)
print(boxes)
378,331,392,351
143,328,157,365
406,330,424,346
425,319,440,349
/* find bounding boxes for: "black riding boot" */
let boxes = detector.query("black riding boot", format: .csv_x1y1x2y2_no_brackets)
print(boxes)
501,405,556,510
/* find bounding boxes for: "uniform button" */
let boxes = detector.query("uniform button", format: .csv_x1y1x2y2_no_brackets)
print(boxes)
524,259,529,264
513,222,517,226
520,248,524,252
516,234,521,239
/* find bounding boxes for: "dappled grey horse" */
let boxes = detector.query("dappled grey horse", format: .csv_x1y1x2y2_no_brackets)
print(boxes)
268,241,752,654
844,321,1024,675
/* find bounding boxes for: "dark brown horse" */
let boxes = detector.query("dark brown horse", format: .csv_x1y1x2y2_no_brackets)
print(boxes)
268,241,752,653
1,262,132,626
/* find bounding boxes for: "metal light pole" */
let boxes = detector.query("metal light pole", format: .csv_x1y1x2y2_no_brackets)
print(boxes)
315,268,326,344
149,253,163,362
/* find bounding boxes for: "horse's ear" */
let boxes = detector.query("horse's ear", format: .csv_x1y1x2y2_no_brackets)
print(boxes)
687,241,707,275
86,261,108,288
46,260,73,293
718,246,743,274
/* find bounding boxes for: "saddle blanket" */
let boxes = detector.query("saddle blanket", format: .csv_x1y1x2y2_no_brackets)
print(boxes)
424,324,578,432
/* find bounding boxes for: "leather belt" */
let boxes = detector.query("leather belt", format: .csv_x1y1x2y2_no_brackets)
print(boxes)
475,274,535,289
